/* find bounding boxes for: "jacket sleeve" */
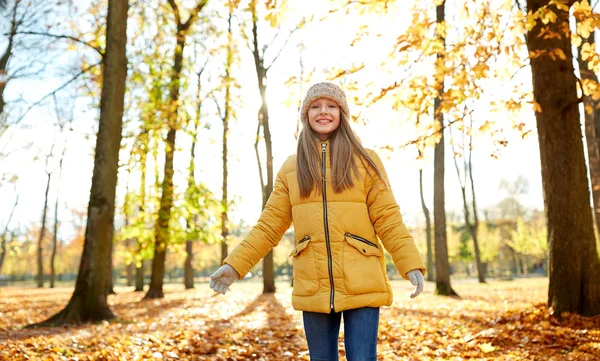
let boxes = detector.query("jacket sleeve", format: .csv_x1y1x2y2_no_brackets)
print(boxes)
223,159,293,278
365,149,426,279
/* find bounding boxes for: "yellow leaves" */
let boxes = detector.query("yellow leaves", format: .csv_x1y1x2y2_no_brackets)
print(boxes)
553,48,567,61
437,20,448,39
525,11,538,31
479,120,492,133
550,0,570,12
528,48,567,61
576,18,595,39
263,0,289,28
430,38,446,54
533,101,543,113
581,79,600,100
479,342,496,353
580,42,595,61
540,9,558,25
573,0,592,15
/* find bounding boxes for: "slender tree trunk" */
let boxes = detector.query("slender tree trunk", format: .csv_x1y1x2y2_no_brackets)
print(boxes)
576,29,600,237
50,148,65,288
126,257,133,287
250,2,275,294
31,0,128,325
135,256,144,292
0,0,18,116
526,0,600,316
450,123,485,283
184,97,201,290
134,130,149,292
0,233,6,272
146,0,207,299
467,142,485,283
0,191,18,273
433,0,457,297
419,167,434,282
184,240,194,289
221,10,233,264
38,170,52,288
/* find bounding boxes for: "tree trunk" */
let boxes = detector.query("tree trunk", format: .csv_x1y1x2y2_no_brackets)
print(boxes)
50,146,65,288
145,0,206,299
220,9,233,265
134,130,149,292
576,28,600,238
0,232,6,272
526,0,600,316
38,170,52,288
250,2,275,294
135,257,144,292
419,167,434,282
184,240,194,289
0,1,17,116
0,191,18,274
468,144,485,283
433,0,457,297
31,0,128,326
126,260,133,287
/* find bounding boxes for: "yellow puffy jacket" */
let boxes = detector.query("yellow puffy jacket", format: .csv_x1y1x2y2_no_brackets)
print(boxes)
224,140,426,314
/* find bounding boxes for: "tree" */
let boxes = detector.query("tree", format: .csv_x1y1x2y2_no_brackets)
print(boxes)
418,149,434,282
525,0,600,316
31,0,129,325
0,179,18,273
219,1,237,266
245,0,298,294
50,134,67,288
145,0,208,299
450,116,485,283
37,144,55,288
433,0,457,296
574,1,600,238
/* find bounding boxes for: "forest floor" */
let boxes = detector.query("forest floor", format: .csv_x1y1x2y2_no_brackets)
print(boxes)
0,277,599,360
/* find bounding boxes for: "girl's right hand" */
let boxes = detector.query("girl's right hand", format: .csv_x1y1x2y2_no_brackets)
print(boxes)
209,264,239,295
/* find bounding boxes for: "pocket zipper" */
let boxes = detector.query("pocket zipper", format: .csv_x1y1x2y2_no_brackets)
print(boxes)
345,232,379,249
298,235,311,244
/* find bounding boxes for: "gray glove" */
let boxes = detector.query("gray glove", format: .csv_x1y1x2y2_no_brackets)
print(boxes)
209,264,239,295
407,269,424,298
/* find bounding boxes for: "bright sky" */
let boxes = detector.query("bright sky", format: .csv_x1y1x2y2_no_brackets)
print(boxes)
0,0,545,242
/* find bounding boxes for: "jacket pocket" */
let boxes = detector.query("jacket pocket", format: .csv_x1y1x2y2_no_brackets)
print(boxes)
289,235,319,296
343,232,387,294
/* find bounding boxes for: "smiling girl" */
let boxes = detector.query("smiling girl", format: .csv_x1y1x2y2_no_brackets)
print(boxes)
209,82,426,361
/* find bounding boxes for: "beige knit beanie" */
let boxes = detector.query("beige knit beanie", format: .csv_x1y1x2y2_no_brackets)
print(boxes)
299,82,350,122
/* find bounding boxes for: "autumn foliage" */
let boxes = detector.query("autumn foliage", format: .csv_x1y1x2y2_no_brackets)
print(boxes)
1,278,598,360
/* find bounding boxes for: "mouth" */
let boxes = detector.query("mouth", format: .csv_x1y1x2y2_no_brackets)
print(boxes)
316,119,332,124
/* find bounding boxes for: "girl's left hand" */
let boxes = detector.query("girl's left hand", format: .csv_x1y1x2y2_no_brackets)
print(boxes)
407,269,424,298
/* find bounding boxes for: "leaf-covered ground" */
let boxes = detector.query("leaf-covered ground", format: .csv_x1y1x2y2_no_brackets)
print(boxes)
0,277,598,360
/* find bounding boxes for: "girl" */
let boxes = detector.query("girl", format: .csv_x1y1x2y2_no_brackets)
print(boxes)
209,82,426,361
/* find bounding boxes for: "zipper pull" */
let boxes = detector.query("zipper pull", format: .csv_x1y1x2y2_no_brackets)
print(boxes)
322,143,326,153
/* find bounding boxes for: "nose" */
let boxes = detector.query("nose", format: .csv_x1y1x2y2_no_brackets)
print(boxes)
319,105,329,114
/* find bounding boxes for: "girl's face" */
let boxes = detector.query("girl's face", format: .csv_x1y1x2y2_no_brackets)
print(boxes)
307,98,341,141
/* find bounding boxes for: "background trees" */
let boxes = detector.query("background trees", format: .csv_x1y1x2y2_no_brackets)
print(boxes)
2,0,600,321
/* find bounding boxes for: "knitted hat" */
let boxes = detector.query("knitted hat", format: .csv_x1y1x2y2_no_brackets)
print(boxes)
300,82,350,122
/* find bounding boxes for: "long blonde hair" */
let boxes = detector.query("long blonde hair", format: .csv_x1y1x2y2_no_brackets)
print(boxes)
296,112,386,198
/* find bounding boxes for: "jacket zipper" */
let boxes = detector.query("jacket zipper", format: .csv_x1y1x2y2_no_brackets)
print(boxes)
344,232,379,249
322,142,335,310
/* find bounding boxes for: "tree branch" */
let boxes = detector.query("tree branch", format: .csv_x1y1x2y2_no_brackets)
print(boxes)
15,62,101,124
266,26,300,71
11,31,104,57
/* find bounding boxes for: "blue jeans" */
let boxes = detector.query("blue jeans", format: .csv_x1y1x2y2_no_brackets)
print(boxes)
302,307,379,361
